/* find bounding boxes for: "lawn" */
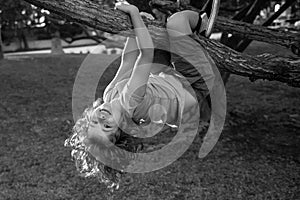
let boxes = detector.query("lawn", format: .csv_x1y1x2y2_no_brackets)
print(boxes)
0,42,299,200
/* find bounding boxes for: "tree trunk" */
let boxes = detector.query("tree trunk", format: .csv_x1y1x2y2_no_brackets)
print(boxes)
17,29,29,50
21,30,29,50
24,0,300,87
0,26,4,60
51,31,64,54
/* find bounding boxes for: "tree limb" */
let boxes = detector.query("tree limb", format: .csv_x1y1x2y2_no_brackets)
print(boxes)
215,17,300,55
24,0,300,87
151,0,300,54
197,37,300,87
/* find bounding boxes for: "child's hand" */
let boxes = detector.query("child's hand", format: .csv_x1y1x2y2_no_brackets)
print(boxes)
140,12,155,20
115,1,139,14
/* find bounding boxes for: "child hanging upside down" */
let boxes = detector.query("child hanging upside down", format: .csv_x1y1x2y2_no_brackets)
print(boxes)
65,1,218,189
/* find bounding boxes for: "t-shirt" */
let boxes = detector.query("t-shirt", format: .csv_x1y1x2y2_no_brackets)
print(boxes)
103,71,188,137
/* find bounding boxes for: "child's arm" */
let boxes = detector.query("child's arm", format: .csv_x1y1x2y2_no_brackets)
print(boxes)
116,2,154,98
105,37,139,92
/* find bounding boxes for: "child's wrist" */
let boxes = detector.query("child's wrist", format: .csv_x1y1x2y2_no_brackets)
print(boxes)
129,8,140,16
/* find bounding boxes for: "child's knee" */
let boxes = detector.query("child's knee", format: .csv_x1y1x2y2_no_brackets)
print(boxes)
166,12,192,36
167,12,189,29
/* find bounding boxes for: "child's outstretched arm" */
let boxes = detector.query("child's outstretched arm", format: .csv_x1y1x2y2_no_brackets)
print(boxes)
116,2,154,98
105,37,139,92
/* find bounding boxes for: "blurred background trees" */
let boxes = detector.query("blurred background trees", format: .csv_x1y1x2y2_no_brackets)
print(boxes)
0,0,35,50
0,0,299,59
0,0,108,55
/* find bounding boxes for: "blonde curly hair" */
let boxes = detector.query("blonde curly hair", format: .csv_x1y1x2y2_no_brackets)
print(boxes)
64,98,143,191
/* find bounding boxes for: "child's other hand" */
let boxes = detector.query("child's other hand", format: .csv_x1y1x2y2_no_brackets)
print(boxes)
115,1,139,14
140,12,155,20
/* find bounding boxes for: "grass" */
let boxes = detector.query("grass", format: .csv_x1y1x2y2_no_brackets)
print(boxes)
0,42,299,200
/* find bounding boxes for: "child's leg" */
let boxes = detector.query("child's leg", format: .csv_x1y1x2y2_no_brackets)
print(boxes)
166,10,199,37
166,10,208,37
166,11,215,122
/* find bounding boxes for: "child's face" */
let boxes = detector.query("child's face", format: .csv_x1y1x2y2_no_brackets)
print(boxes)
87,101,121,147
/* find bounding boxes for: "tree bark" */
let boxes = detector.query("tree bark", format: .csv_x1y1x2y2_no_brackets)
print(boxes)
232,0,298,54
151,0,300,54
198,37,300,87
24,0,300,87
216,17,300,54
220,0,268,85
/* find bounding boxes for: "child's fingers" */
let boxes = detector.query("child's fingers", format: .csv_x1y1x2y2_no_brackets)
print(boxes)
114,2,121,10
114,2,130,11
115,0,129,7
140,12,155,20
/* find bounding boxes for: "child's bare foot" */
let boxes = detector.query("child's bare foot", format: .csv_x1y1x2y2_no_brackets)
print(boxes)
198,12,209,35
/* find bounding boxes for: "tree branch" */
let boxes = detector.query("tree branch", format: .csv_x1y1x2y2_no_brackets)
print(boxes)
215,17,300,55
197,36,300,87
151,0,300,54
24,0,300,87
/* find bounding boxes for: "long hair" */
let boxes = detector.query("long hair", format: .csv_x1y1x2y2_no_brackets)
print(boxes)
64,98,143,190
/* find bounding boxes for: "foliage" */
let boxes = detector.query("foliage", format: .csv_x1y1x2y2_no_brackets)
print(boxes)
0,0,42,30
0,0,103,47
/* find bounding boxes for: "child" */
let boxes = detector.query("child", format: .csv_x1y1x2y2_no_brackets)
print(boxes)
65,1,217,190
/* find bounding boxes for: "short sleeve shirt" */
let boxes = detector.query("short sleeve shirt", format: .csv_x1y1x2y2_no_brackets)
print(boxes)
103,72,187,128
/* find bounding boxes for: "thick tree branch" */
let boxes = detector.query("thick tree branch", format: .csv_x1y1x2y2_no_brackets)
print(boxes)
197,37,300,87
24,0,300,87
215,17,300,54
231,0,297,54
151,0,300,54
